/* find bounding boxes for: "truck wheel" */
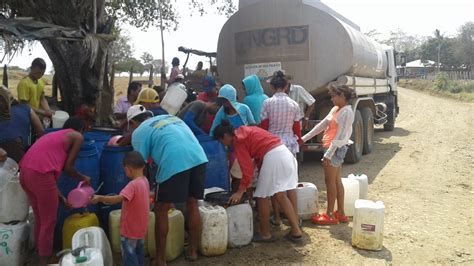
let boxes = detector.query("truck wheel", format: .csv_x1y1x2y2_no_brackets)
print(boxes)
383,95,396,131
345,110,363,164
361,107,374,154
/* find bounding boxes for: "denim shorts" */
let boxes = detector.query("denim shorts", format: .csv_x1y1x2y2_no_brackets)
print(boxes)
121,236,145,266
325,145,348,167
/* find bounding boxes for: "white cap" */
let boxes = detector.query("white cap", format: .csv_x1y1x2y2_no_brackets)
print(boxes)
176,74,184,80
127,105,153,122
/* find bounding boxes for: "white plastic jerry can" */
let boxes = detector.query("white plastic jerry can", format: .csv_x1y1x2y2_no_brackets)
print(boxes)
341,178,360,216
348,174,369,199
226,203,253,248
352,199,385,251
0,221,29,266
72,226,113,266
60,247,104,266
199,205,228,256
296,182,319,220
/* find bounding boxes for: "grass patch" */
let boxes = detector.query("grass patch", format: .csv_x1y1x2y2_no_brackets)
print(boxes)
399,76,474,102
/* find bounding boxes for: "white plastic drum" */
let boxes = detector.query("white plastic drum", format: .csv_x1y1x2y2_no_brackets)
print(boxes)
296,182,319,220
341,178,360,216
160,84,187,115
348,174,369,199
226,203,253,248
60,247,104,266
352,199,385,251
199,205,228,256
72,226,113,266
0,221,29,266
0,172,29,223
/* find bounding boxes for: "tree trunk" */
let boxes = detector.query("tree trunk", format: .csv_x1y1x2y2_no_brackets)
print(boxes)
41,38,113,124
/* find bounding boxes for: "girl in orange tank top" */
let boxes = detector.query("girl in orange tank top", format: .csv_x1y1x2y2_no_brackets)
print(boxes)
301,85,355,225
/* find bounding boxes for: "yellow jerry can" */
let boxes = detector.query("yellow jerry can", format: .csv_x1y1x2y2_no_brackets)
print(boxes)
62,212,99,250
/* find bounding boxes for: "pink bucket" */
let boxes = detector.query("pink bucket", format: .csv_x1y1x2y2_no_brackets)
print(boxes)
67,181,95,208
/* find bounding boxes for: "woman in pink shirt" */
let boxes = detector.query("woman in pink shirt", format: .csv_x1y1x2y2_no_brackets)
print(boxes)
302,85,355,225
19,117,91,266
214,121,302,243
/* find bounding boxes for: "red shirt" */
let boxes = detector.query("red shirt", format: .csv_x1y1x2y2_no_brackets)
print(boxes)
233,126,282,191
119,177,150,239
197,91,217,102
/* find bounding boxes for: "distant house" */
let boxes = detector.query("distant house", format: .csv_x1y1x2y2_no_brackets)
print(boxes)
397,59,436,77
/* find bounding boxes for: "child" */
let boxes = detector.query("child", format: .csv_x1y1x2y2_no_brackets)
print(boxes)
91,151,150,266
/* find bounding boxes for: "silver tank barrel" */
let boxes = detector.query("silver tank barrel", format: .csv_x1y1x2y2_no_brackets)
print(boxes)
217,0,388,96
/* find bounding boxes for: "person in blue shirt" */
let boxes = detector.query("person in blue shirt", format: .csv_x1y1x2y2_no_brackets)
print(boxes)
128,105,208,264
210,84,255,136
177,100,221,139
242,74,268,124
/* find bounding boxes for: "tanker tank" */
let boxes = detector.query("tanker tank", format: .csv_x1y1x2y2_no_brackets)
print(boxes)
217,0,390,96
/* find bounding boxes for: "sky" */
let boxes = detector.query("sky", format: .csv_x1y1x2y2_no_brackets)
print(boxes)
3,0,473,72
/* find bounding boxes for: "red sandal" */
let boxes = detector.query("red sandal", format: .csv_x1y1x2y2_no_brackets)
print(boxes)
311,213,339,225
334,211,349,223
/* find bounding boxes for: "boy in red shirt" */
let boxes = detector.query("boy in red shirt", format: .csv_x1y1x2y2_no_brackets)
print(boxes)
92,151,150,266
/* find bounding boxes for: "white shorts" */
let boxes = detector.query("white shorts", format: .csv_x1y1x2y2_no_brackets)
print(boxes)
254,145,298,198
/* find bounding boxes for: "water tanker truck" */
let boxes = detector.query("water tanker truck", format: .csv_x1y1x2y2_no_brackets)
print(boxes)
217,0,399,163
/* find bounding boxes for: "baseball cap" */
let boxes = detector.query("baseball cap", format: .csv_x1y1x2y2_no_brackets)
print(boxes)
134,88,160,104
176,74,184,80
202,75,216,92
127,105,153,122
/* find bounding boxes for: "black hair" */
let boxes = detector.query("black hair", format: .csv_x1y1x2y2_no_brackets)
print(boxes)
127,81,142,96
63,116,84,131
31,58,46,70
270,70,288,89
123,151,146,168
172,57,180,66
329,85,356,101
213,120,234,140
197,61,203,69
131,112,152,123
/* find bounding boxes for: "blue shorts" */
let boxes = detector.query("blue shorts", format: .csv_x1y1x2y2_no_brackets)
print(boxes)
121,236,145,266
325,146,348,167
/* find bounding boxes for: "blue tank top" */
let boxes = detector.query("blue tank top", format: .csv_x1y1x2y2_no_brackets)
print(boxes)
0,104,31,146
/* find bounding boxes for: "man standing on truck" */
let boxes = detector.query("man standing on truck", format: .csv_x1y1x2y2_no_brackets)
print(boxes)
286,76,316,130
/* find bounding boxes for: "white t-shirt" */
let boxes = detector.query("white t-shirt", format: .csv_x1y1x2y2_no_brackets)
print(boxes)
288,84,316,118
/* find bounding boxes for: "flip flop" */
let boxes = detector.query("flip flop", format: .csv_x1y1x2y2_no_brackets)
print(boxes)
334,211,349,223
311,213,339,225
252,234,277,243
285,233,303,244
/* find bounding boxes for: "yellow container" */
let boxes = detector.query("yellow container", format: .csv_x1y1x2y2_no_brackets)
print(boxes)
148,209,185,261
108,210,122,253
110,210,155,255
62,212,99,250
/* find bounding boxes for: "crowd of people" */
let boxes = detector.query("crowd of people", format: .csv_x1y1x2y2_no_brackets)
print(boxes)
0,57,356,266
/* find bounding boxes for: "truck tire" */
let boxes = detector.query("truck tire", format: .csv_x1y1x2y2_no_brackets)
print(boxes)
361,107,374,154
345,110,363,164
383,95,396,131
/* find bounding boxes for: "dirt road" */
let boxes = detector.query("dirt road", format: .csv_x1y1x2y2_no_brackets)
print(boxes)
193,87,474,265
